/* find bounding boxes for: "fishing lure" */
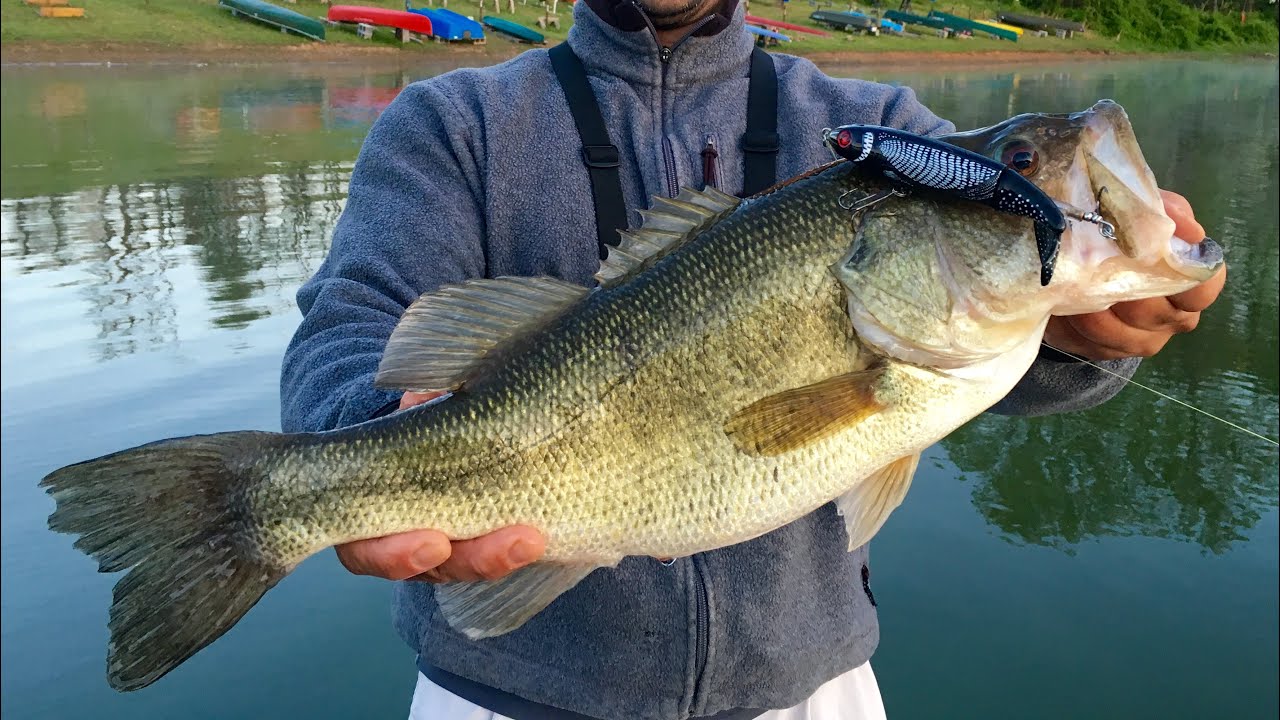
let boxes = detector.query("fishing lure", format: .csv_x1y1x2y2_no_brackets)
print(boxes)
823,125,1066,286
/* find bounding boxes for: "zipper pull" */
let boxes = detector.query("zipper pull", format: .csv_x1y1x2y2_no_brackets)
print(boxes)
659,46,673,63
701,137,719,190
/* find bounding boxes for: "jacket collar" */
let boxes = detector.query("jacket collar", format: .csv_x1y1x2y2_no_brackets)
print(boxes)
567,0,756,87
582,0,740,36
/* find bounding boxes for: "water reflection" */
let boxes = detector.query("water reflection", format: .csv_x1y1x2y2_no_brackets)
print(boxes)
0,60,1276,555
2,167,346,354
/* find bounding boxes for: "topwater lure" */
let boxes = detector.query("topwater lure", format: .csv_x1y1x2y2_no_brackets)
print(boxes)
823,125,1067,286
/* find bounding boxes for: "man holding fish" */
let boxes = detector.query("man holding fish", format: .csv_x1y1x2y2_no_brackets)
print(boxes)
277,0,1227,718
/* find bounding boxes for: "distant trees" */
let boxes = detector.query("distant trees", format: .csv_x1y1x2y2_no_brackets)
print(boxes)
1021,0,1278,49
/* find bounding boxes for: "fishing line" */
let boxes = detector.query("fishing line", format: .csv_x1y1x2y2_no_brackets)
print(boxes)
1041,342,1280,447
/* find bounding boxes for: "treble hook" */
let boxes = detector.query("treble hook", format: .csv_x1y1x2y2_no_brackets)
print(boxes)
838,187,908,213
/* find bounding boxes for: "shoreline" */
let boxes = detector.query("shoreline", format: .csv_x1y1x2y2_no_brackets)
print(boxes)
3,41,1272,69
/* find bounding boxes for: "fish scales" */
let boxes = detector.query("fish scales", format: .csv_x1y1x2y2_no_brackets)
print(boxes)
252,165,880,563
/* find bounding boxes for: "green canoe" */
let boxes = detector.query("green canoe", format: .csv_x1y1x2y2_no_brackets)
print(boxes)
481,15,545,45
220,0,325,41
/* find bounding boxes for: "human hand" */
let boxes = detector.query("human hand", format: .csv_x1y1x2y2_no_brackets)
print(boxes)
1043,190,1227,361
333,391,547,582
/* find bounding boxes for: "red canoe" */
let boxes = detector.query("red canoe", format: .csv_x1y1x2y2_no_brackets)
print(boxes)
745,14,831,37
327,5,433,35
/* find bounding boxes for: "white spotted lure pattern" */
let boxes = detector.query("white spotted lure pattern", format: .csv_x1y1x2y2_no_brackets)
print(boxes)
823,125,1066,286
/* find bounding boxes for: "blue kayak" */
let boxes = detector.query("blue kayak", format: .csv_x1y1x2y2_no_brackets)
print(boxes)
408,6,485,41
746,24,791,43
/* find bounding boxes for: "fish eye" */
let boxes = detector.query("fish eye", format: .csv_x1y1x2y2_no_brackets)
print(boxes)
836,129,854,149
1000,142,1040,177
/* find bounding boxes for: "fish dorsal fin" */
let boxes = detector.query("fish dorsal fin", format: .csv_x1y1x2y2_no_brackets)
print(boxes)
724,366,888,456
375,277,590,393
595,187,741,288
835,453,921,551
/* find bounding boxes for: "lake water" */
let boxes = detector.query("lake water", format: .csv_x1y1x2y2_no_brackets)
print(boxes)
1,57,1276,720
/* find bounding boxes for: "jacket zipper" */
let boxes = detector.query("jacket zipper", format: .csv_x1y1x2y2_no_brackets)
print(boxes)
690,557,711,709
658,52,679,198
642,6,715,199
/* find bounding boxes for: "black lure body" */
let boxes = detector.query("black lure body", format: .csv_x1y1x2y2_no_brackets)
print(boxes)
824,125,1065,285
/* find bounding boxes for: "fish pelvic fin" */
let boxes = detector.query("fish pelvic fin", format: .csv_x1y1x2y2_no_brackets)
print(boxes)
723,366,888,457
835,453,922,551
376,277,590,393
596,187,740,289
434,561,601,639
40,432,286,691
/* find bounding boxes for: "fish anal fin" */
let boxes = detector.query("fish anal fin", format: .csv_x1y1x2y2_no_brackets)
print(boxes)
375,277,590,393
434,562,601,639
595,187,740,289
835,453,921,551
724,367,888,457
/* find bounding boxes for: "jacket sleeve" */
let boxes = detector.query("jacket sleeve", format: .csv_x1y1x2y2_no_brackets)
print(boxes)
280,81,487,433
874,84,1140,416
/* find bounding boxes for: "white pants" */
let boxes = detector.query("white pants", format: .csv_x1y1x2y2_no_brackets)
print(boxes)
409,662,886,720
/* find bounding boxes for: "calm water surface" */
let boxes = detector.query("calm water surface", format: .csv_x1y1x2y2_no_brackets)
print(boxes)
2,58,1276,720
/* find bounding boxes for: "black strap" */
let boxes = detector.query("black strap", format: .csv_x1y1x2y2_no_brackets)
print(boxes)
548,44,779,257
548,43,628,260
741,47,779,197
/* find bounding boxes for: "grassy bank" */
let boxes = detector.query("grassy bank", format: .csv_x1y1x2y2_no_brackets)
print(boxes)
2,0,1276,63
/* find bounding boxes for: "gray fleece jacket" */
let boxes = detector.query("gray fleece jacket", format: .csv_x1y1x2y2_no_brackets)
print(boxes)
279,2,1137,718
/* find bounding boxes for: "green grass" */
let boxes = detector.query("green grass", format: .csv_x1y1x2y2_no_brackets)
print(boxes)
0,0,1272,56
0,0,570,49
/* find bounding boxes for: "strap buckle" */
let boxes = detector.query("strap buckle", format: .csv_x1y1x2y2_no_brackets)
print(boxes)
582,144,620,169
742,131,780,154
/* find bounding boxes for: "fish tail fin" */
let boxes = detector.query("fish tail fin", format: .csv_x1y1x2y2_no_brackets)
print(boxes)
40,432,286,691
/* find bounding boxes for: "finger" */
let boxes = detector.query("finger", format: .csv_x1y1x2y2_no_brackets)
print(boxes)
1044,316,1133,361
335,530,453,581
1160,190,1205,242
429,525,546,583
1168,264,1227,313
400,390,447,411
1110,298,1199,334
1070,310,1171,358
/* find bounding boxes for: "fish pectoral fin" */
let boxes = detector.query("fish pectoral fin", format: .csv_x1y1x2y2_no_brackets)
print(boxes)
723,367,888,456
835,453,922,551
375,277,590,393
433,561,601,640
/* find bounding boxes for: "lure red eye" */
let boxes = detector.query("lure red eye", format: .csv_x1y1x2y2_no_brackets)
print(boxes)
836,130,853,149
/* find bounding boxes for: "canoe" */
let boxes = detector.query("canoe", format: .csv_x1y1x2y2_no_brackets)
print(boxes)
976,19,1024,36
327,5,433,36
219,0,325,41
482,15,545,44
884,9,947,31
744,14,830,37
746,24,791,43
409,7,485,41
809,10,874,32
928,10,1019,41
996,11,1085,33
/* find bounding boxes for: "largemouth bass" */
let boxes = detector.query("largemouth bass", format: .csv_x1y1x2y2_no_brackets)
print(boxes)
41,100,1223,691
